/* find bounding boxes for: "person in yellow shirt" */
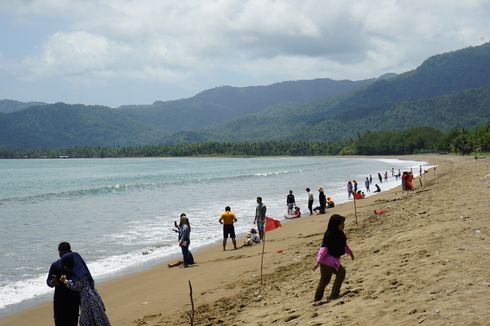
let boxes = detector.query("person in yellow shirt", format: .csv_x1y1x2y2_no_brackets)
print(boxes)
219,206,238,251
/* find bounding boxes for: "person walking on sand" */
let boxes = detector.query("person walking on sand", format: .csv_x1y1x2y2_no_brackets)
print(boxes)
178,213,192,267
59,252,111,326
312,214,354,301
47,242,80,326
306,188,314,215
219,206,238,251
254,197,267,241
286,190,296,215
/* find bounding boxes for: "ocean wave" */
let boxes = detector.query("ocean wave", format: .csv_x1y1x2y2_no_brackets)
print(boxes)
0,170,304,205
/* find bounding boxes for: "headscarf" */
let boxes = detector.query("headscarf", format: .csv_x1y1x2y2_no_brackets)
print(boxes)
61,252,94,286
321,214,347,258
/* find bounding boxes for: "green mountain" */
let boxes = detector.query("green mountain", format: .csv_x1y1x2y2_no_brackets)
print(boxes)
1,42,490,149
0,103,158,148
118,78,373,132
0,99,46,113
176,43,490,143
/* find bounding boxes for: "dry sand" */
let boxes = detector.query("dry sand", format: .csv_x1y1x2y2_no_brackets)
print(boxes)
1,155,489,326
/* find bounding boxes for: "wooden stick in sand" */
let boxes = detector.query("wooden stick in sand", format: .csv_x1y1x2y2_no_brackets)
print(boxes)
260,232,266,287
187,280,195,326
353,196,358,225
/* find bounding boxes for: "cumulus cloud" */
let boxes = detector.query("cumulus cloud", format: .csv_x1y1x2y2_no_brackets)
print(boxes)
1,0,490,105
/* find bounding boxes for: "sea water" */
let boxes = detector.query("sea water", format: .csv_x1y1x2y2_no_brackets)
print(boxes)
0,157,428,314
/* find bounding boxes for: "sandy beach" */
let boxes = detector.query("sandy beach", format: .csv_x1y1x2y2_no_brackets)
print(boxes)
1,154,489,326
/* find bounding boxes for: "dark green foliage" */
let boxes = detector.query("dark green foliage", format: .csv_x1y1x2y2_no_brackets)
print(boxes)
119,78,372,133
0,103,159,148
0,99,46,113
2,120,488,158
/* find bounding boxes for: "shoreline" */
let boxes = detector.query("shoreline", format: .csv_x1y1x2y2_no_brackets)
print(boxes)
3,154,487,325
0,156,425,316
0,156,424,319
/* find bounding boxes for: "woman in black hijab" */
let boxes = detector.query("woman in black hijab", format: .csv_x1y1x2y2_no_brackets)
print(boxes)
60,252,111,326
312,214,354,301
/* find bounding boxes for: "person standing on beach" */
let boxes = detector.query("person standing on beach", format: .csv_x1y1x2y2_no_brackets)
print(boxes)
219,206,238,251
365,177,370,192
286,190,296,215
318,188,327,214
179,214,192,267
378,172,383,183
312,214,354,301
353,180,358,193
254,197,267,241
60,252,111,326
47,242,80,326
369,174,373,184
347,181,353,199
306,188,314,216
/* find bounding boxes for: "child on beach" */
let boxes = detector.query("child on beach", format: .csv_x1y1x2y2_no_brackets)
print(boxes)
312,214,354,301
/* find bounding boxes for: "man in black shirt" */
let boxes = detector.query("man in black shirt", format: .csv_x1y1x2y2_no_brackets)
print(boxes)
47,242,80,326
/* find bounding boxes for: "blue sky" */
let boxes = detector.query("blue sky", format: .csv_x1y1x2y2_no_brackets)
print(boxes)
1,0,489,107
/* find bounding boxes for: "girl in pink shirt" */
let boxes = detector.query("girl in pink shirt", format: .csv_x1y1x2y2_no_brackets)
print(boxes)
312,214,354,301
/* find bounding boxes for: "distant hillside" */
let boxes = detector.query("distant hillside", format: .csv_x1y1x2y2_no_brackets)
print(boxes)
118,78,374,132
0,103,158,148
170,43,490,143
2,42,490,149
187,84,490,143
327,42,490,121
0,99,46,113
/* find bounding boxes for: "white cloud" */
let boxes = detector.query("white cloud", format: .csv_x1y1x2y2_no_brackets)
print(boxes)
1,0,490,105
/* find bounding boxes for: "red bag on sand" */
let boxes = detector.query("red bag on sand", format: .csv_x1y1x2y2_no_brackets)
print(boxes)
265,217,282,232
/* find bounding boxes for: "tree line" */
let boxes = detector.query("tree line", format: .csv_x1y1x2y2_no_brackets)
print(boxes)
1,121,488,159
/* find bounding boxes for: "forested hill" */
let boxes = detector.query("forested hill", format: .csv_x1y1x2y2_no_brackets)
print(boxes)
0,103,159,148
117,77,374,132
1,42,490,149
327,42,490,121
0,99,46,113
167,42,490,143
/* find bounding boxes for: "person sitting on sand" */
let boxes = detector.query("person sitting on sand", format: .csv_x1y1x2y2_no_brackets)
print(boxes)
250,228,261,243
374,184,381,193
293,206,301,218
353,190,365,200
313,214,354,301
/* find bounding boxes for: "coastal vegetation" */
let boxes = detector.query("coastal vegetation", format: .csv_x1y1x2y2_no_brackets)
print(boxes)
1,121,487,159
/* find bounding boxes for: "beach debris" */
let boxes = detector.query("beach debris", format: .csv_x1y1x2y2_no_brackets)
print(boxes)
277,249,284,253
141,301,148,305
475,229,481,233
142,250,149,255
307,241,314,246
374,209,385,215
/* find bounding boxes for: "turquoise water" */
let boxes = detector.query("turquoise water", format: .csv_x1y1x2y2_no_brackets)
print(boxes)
0,157,426,313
